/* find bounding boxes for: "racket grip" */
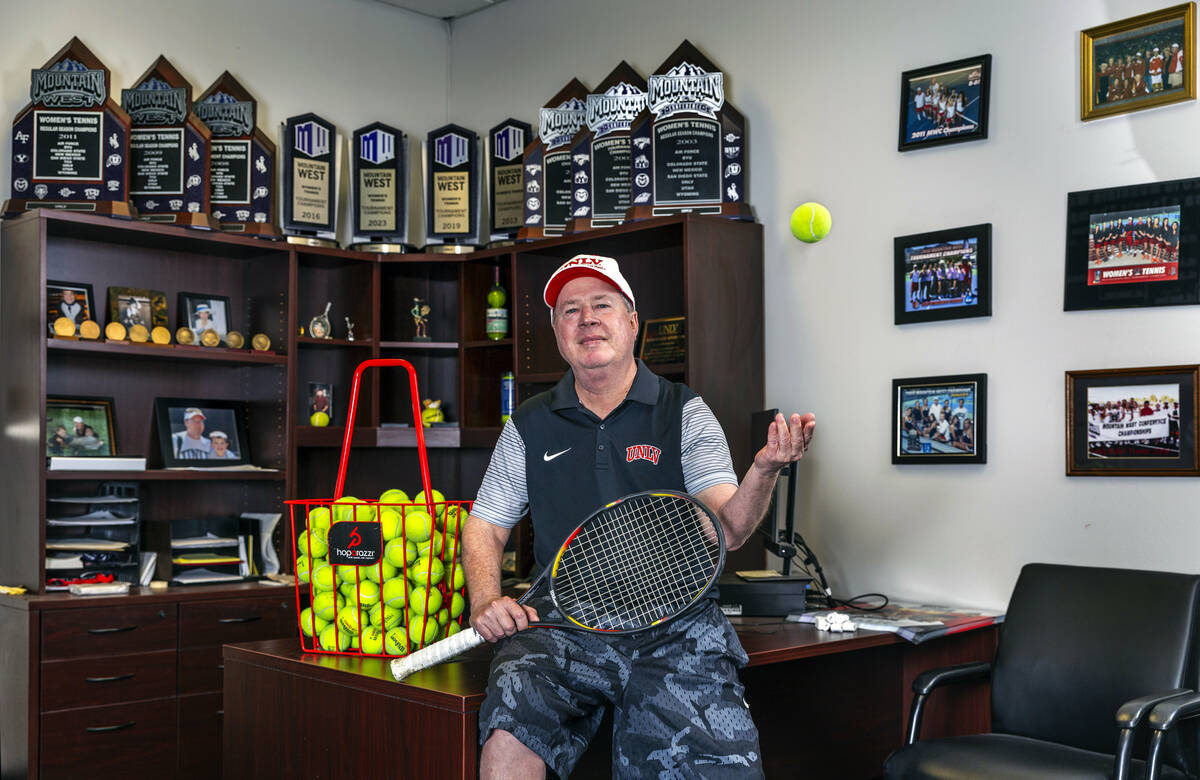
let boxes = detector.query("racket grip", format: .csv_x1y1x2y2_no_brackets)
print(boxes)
390,627,485,681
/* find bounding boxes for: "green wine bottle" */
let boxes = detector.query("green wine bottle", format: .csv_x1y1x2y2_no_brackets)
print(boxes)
486,266,508,340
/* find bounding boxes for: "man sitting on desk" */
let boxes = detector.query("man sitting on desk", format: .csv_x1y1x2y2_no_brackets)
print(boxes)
463,254,817,779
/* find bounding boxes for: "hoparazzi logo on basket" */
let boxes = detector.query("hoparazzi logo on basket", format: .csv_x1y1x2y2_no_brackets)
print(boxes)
538,98,586,150
195,92,254,137
31,60,106,108
647,63,724,120
586,83,647,138
328,521,382,565
121,78,187,125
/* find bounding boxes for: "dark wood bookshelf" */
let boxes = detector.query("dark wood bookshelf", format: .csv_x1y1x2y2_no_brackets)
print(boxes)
46,469,286,481
48,338,288,365
294,426,378,448
297,336,374,348
463,338,513,349
379,340,459,350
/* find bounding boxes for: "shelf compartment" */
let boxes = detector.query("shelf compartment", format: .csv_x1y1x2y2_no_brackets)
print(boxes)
294,426,378,448
296,337,373,348
379,341,458,350
46,469,285,481
463,339,513,349
48,338,288,365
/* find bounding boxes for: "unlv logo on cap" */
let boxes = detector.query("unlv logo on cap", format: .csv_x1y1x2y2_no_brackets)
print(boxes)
626,444,662,465
564,255,605,268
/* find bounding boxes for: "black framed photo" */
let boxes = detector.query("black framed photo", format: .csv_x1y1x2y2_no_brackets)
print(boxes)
898,54,992,152
46,396,116,457
894,224,992,325
1082,3,1195,121
46,280,95,334
154,398,250,467
1066,365,1198,476
106,287,168,330
309,382,333,424
178,292,233,340
892,373,987,464
1065,177,1199,310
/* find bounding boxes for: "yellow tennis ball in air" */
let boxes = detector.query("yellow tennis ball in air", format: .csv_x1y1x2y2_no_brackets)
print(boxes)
790,202,832,243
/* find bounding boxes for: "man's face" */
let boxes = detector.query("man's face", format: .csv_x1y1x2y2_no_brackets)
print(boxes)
551,276,638,373
185,417,205,438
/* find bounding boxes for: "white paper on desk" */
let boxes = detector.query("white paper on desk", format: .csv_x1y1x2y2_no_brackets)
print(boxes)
45,554,83,570
47,510,135,526
241,512,281,574
172,567,243,584
172,532,238,549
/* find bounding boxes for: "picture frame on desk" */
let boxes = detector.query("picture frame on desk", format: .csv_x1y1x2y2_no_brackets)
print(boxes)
1064,177,1198,311
107,286,167,330
46,280,95,335
894,224,991,325
1065,364,1198,476
178,291,233,341
892,373,987,464
154,397,251,467
898,54,991,152
46,396,116,457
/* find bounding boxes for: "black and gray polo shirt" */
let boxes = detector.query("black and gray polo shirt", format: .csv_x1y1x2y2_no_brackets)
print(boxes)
472,359,738,571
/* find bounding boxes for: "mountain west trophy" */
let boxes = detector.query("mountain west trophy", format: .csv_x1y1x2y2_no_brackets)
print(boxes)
567,61,646,233
517,79,590,241
4,37,134,218
423,124,481,253
627,41,750,221
122,56,216,229
280,113,340,247
193,72,279,237
350,123,410,252
487,118,531,245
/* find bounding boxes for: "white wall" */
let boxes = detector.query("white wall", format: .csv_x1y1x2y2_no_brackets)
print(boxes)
0,0,450,243
448,0,1200,610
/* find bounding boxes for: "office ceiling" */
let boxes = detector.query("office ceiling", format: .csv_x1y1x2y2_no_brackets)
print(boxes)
371,0,510,21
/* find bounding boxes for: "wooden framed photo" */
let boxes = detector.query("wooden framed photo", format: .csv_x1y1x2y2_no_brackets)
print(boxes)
1064,176,1199,311
46,280,95,335
892,373,987,464
894,224,992,325
1065,365,1198,476
178,292,233,341
46,396,116,457
898,54,991,152
1081,3,1195,121
154,398,250,467
106,287,168,330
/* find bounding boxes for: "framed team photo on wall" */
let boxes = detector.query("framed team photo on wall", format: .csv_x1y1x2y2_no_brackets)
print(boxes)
892,373,987,465
894,224,992,325
1081,2,1195,121
1065,365,1198,476
898,54,991,152
1064,176,1200,310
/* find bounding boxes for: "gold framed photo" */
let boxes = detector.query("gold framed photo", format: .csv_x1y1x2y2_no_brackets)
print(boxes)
1082,2,1196,121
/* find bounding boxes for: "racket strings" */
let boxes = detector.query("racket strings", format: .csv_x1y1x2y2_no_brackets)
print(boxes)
553,495,720,630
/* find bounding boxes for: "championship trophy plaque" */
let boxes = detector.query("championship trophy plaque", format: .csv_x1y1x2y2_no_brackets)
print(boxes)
626,41,751,221
350,123,410,251
423,124,481,253
193,72,279,237
281,113,340,247
122,56,216,229
487,118,532,244
517,79,589,241
4,37,135,218
566,62,646,233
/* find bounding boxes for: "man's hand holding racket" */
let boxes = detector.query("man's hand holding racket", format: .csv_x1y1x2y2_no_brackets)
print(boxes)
471,594,539,642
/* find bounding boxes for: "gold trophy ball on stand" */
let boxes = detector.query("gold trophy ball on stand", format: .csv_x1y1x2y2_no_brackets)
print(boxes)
129,324,150,343
52,317,76,337
79,320,101,340
105,322,127,341
151,326,171,345
225,331,245,349
252,333,271,351
176,327,196,345
200,328,220,347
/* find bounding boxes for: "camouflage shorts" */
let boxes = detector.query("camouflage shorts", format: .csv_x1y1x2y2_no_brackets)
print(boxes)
478,598,764,779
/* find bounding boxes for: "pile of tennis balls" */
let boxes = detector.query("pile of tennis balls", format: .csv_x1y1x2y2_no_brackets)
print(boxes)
294,487,469,656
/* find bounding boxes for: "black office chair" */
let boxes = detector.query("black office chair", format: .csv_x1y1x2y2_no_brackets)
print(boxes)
884,562,1200,780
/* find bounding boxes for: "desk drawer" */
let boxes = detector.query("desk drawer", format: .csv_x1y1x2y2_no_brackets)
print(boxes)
41,648,177,711
42,603,177,660
179,645,225,694
178,691,223,780
179,595,294,647
40,697,177,780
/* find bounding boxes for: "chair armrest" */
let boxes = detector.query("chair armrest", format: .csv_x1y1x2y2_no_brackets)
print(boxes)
905,662,992,745
1113,689,1190,780
1141,691,1200,780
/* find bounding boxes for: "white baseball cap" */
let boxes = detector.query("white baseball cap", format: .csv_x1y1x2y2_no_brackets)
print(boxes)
543,254,635,309
209,430,228,440
184,408,206,421
72,416,83,423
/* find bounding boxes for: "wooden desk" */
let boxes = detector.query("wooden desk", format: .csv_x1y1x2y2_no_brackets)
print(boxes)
223,619,997,779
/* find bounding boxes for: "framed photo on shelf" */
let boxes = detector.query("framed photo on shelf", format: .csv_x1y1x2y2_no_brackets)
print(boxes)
1064,176,1199,311
894,224,992,325
898,54,991,152
1065,365,1198,476
154,398,250,467
309,383,333,423
1081,2,1195,121
106,287,167,330
892,373,987,464
178,292,233,340
46,396,116,457
46,280,95,334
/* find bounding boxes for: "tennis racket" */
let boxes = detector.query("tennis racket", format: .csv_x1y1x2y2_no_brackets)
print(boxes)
391,489,725,681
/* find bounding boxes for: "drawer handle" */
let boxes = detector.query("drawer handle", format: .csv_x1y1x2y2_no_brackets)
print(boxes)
86,626,137,634
217,616,261,624
216,664,225,671
86,721,135,733
216,710,224,717
86,673,135,683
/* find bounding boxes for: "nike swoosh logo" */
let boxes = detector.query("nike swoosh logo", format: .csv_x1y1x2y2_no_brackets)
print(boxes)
543,448,571,462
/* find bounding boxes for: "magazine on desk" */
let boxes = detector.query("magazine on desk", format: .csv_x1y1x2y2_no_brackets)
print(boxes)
788,601,1005,644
